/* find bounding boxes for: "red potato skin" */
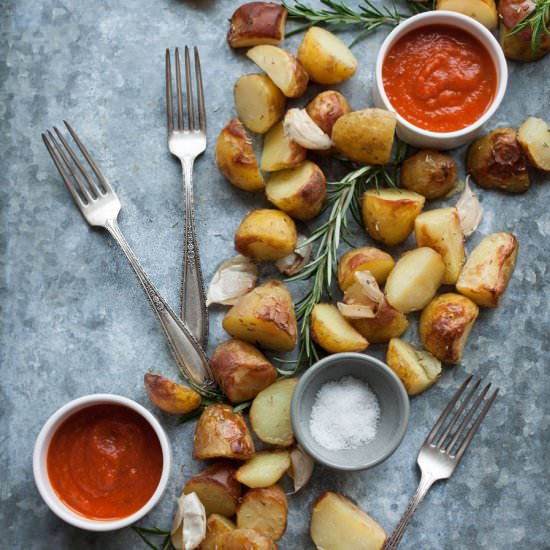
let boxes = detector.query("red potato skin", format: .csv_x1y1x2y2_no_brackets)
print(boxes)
227,3,287,48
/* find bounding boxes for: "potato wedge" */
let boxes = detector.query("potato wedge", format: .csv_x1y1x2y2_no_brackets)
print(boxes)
184,461,242,517
234,74,285,134
193,404,255,461
247,45,309,98
332,109,396,165
518,117,550,171
215,118,265,192
222,280,298,352
311,303,369,353
386,338,442,396
216,528,277,550
236,450,291,488
260,121,306,172
143,373,201,415
414,207,465,285
499,21,550,62
311,492,386,550
362,189,425,246
297,26,358,84
237,485,288,541
419,293,479,364
265,160,326,220
198,514,235,550
235,209,297,261
227,2,287,48
306,90,352,136
436,0,497,29
351,299,409,344
338,247,395,290
250,378,298,446
385,247,445,313
456,232,518,307
211,339,277,403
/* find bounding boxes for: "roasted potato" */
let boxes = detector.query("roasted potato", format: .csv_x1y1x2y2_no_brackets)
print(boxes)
247,45,309,98
198,514,235,550
297,26,358,84
400,150,457,199
311,492,386,550
386,338,442,396
215,118,264,192
227,2,287,48
143,373,201,415
183,461,243,517
234,209,297,261
193,404,255,461
362,189,425,246
236,450,291,488
250,378,298,446
265,160,326,220
332,109,397,165
338,247,395,290
351,298,409,344
211,339,277,403
467,128,529,193
237,485,288,541
385,247,445,313
222,280,298,352
419,293,479,364
518,117,550,171
260,121,306,172
311,303,369,353
234,74,285,134
414,207,465,285
216,528,277,550
305,90,352,136
436,0,497,29
456,232,518,307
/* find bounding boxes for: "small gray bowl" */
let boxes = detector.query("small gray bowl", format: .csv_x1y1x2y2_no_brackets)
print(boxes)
291,353,409,471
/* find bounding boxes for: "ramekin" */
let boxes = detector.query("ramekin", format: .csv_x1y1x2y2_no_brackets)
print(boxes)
33,394,171,531
373,11,508,150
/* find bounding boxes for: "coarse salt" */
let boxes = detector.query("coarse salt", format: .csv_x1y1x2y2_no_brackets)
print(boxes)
309,376,380,451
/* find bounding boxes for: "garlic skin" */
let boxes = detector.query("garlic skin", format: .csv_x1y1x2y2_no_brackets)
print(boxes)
276,234,313,276
171,492,207,550
338,271,384,319
288,446,314,493
456,177,483,237
283,108,333,150
206,255,258,306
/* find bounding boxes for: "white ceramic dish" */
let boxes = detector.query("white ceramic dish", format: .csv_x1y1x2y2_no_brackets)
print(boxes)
33,393,171,531
373,10,508,150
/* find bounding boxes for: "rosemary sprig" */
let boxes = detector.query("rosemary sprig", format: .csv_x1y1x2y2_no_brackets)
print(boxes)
507,0,550,53
132,526,172,550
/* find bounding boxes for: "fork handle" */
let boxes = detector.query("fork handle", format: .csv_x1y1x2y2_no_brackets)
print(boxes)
383,473,437,549
104,218,214,389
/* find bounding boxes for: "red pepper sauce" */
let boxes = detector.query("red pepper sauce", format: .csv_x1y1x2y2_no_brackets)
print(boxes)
47,404,163,520
382,25,497,133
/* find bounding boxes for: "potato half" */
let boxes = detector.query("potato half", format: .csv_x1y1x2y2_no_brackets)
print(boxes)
260,120,306,172
215,528,277,550
351,299,409,344
198,514,235,550
144,373,201,415
436,0,498,29
337,247,395,290
306,90,352,136
236,450,291,488
227,3,287,48
499,21,550,62
518,117,550,171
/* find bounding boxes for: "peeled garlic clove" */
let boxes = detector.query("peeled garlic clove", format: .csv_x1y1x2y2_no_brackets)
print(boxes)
181,492,207,550
288,446,314,493
456,177,483,237
206,255,258,306
276,234,313,276
171,497,185,550
353,271,385,306
337,302,377,319
283,108,333,150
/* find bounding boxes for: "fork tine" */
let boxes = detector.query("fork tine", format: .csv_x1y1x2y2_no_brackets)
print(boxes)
184,46,195,130
175,47,184,131
194,47,206,131
165,49,174,133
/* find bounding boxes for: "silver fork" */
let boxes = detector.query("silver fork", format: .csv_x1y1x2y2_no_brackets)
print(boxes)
165,46,208,348
384,375,499,549
42,122,214,390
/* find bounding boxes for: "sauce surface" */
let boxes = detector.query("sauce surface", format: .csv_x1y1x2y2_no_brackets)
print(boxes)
47,404,163,520
382,25,497,133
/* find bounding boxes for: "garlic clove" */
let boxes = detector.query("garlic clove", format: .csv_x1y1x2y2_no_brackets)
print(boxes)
455,177,483,237
206,255,258,306
283,108,333,150
171,497,185,550
337,302,377,319
276,234,313,276
181,492,207,550
288,446,314,493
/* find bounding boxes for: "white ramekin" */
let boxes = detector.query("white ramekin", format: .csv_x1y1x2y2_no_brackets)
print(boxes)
33,394,171,531
374,11,508,150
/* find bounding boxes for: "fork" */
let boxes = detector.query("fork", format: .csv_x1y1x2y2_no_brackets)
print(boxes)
42,121,215,390
383,375,499,549
165,46,208,348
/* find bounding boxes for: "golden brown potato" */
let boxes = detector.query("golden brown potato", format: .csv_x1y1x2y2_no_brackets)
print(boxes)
499,21,550,61
414,207,465,285
183,461,243,517
211,339,277,403
362,189,425,246
193,404,255,461
385,247,445,313
297,26,358,84
222,280,298,352
332,109,397,165
311,492,386,550
386,338,442,396
400,150,457,199
250,378,298,446
260,121,306,172
467,128,529,193
198,514,235,550
227,2,287,48
265,160,326,220
518,117,550,171
419,293,479,364
305,90,352,136
456,232,518,307
436,0,497,28
215,118,265,192
236,450,291,488
247,45,309,98
237,485,288,541
311,303,369,353
351,298,409,344
143,373,201,415
337,247,395,290
234,74,285,134
216,528,277,550
234,209,297,261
